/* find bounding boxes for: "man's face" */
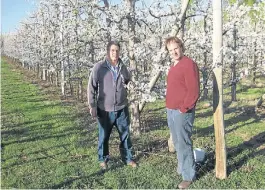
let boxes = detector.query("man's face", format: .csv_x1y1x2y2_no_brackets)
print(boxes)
167,41,183,62
108,44,120,65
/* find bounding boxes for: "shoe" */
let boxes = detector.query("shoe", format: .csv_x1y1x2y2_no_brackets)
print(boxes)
127,161,137,168
178,180,192,189
99,162,108,170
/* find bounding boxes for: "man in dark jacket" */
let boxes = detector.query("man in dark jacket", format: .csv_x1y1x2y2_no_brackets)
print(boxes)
87,40,136,170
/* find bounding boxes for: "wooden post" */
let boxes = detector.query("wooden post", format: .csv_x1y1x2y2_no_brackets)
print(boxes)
212,68,227,179
168,133,175,153
212,0,227,179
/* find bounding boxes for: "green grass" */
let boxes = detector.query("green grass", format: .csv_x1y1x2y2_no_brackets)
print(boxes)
1,58,265,188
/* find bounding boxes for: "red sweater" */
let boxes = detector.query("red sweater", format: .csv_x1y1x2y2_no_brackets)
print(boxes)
166,56,200,113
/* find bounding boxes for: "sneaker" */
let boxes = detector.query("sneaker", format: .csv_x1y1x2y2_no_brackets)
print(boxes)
178,180,192,189
99,162,108,170
127,161,137,168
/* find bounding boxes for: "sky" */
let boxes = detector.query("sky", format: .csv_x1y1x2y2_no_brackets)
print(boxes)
0,0,122,34
1,0,38,34
0,0,153,35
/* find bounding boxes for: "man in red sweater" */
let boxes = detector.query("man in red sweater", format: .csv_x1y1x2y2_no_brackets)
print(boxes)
165,37,200,189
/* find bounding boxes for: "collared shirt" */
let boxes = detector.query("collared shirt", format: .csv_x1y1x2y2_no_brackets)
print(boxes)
106,59,119,81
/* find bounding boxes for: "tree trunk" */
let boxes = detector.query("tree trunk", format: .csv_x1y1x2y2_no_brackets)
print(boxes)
202,66,209,100
126,0,141,135
42,68,47,81
37,63,40,79
231,24,237,101
56,71,59,86
256,94,265,107
202,14,209,100
79,79,83,101
60,61,66,96
252,41,257,83
103,0,111,41
212,0,227,179
252,22,257,83
60,2,65,96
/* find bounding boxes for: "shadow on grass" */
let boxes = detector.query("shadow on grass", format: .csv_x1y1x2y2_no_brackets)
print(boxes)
187,104,264,180
49,170,107,189
195,104,264,137
1,144,71,170
140,110,167,133
196,100,232,119
2,121,80,147
1,93,97,147
49,157,126,189
225,105,264,134
227,131,265,176
132,137,169,162
194,124,214,137
195,129,265,180
235,85,252,94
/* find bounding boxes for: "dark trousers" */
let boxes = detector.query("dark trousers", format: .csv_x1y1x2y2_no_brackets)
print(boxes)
97,106,133,164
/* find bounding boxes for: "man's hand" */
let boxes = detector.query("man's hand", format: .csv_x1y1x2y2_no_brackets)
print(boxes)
90,107,97,118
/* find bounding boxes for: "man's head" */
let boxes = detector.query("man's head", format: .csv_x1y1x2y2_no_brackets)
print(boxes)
107,40,120,65
165,37,184,62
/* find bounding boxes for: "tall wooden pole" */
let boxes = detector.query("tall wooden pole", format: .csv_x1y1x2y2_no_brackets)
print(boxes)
212,0,227,179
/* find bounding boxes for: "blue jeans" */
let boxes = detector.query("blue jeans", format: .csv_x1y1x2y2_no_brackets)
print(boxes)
97,106,133,164
167,108,196,181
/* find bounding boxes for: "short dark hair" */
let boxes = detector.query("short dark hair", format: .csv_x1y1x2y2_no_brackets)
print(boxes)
164,37,184,52
107,40,120,53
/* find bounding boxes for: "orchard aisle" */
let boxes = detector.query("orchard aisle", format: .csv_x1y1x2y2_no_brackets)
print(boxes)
1,59,99,189
1,58,265,189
